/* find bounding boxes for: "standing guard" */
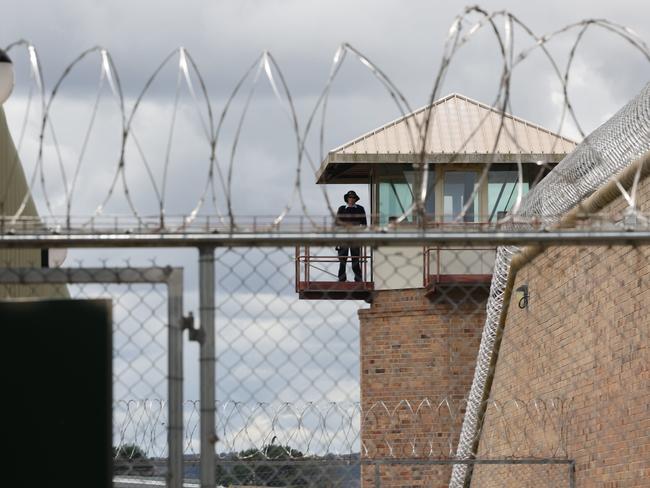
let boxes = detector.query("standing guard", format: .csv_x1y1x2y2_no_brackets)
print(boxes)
336,190,367,282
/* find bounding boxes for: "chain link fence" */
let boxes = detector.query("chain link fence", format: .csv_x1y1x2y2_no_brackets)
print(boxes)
2,233,650,487
210,244,578,487
0,265,185,482
1,8,649,485
2,236,649,486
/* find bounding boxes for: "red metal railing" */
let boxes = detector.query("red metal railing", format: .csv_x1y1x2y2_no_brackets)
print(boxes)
423,246,496,287
295,245,493,291
295,246,372,292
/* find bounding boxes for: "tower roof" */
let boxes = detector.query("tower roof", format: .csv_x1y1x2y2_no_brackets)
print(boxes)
317,93,577,183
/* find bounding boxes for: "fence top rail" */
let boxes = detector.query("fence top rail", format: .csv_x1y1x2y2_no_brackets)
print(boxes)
2,229,650,248
365,458,574,466
0,266,182,284
208,458,574,466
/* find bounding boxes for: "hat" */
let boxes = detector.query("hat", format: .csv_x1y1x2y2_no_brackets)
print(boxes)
344,190,360,202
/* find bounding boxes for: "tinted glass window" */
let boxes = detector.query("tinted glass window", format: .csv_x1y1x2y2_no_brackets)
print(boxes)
443,171,478,222
488,170,529,221
378,171,435,224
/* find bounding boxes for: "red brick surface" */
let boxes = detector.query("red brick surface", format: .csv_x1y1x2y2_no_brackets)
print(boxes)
359,286,488,486
474,177,650,486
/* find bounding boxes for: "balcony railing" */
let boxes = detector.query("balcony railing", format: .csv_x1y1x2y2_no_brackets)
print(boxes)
423,246,495,289
295,246,373,300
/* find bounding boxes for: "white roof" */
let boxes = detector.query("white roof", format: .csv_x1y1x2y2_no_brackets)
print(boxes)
334,92,576,155
317,93,577,183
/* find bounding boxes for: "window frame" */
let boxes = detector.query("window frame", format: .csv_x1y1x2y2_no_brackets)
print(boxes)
435,164,486,223
372,163,545,224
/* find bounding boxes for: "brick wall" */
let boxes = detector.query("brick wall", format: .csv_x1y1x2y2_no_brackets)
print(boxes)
359,286,488,487
472,176,650,486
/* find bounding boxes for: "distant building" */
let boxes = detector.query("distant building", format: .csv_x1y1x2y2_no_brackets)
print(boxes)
0,107,67,297
298,93,575,297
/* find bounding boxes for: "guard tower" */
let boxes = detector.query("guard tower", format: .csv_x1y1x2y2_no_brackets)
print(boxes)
299,93,577,486
296,93,576,299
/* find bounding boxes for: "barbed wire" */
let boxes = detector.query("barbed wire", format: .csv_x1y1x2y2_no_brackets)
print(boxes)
3,209,650,237
2,8,649,488
112,397,568,460
2,7,648,234
451,82,650,487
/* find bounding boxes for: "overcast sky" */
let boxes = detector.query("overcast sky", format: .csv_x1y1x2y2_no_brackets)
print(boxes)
3,1,649,453
3,0,649,219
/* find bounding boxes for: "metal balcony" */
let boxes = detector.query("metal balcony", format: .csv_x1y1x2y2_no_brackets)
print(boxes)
295,245,374,300
423,246,494,297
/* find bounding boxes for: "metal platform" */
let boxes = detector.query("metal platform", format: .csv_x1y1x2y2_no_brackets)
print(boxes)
424,274,493,298
296,280,374,301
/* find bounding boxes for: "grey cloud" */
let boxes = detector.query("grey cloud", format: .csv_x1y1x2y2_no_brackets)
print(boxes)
8,2,645,214
3,0,649,409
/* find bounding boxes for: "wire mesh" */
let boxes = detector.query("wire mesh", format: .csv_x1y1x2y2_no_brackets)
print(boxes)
1,5,649,488
3,236,649,487
452,81,650,487
191,245,578,487
208,241,645,487
0,266,181,480
2,8,649,233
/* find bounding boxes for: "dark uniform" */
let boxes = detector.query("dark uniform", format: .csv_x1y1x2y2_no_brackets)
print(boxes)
336,191,367,282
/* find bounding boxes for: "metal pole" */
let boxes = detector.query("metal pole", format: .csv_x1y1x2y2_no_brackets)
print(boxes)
294,245,299,292
8,229,650,248
199,247,216,488
167,269,184,488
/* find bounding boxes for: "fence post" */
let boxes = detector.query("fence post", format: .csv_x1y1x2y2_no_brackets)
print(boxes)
199,247,216,488
167,268,184,488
